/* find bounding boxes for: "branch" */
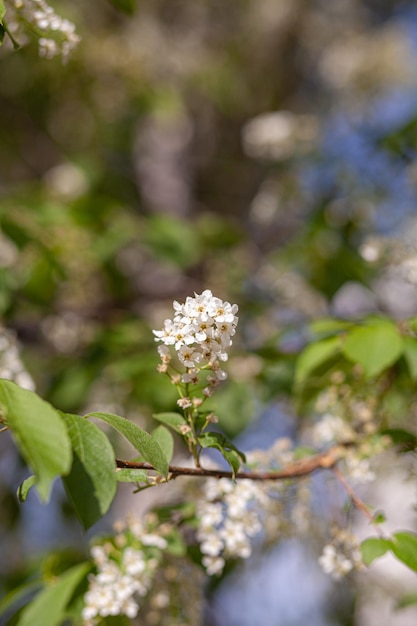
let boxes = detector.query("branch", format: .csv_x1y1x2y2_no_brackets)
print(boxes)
116,444,349,481
332,465,375,523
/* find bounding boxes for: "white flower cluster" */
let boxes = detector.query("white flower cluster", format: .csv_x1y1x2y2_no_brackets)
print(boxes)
343,452,376,484
82,519,169,625
318,529,362,580
196,477,268,576
0,329,35,391
153,290,238,389
5,0,80,60
313,414,377,485
312,413,355,446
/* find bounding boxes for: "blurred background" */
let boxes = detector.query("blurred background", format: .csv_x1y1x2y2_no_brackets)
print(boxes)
1,0,417,624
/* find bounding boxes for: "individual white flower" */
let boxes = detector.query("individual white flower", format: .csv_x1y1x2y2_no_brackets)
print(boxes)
181,369,200,384
157,344,171,362
153,319,177,344
177,396,193,409
81,603,97,621
91,545,108,566
200,535,224,557
38,37,58,58
194,316,215,342
141,534,168,549
173,325,195,350
202,555,225,575
123,548,146,576
121,598,139,619
212,368,228,381
220,519,247,552
177,345,199,367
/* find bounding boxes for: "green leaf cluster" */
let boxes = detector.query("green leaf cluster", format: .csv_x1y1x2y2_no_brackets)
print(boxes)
0,563,90,626
295,317,413,385
0,380,72,501
0,382,170,531
86,411,169,475
361,531,417,573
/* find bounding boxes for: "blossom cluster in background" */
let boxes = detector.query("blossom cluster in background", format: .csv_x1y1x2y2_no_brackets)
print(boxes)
310,373,391,485
4,0,80,60
196,477,267,575
318,528,363,580
194,442,297,576
82,516,171,625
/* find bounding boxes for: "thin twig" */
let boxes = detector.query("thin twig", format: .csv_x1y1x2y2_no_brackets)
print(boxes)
332,465,378,527
116,444,348,481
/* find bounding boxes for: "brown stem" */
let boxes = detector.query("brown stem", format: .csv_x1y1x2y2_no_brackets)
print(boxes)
116,444,348,481
332,465,379,527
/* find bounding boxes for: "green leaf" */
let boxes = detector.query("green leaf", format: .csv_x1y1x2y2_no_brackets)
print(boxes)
222,449,241,478
17,475,37,503
198,432,245,457
86,412,168,476
0,581,42,619
342,320,403,378
116,468,149,483
108,0,136,14
17,563,90,626
403,336,417,379
152,411,187,433
361,537,391,566
310,318,352,337
198,432,246,476
293,446,317,459
383,428,417,452
152,425,174,464
391,532,417,573
0,0,5,24
372,511,386,525
295,336,341,384
61,413,117,530
164,527,186,557
0,380,72,501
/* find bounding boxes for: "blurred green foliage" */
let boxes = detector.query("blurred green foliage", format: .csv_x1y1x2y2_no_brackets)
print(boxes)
1,0,417,621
